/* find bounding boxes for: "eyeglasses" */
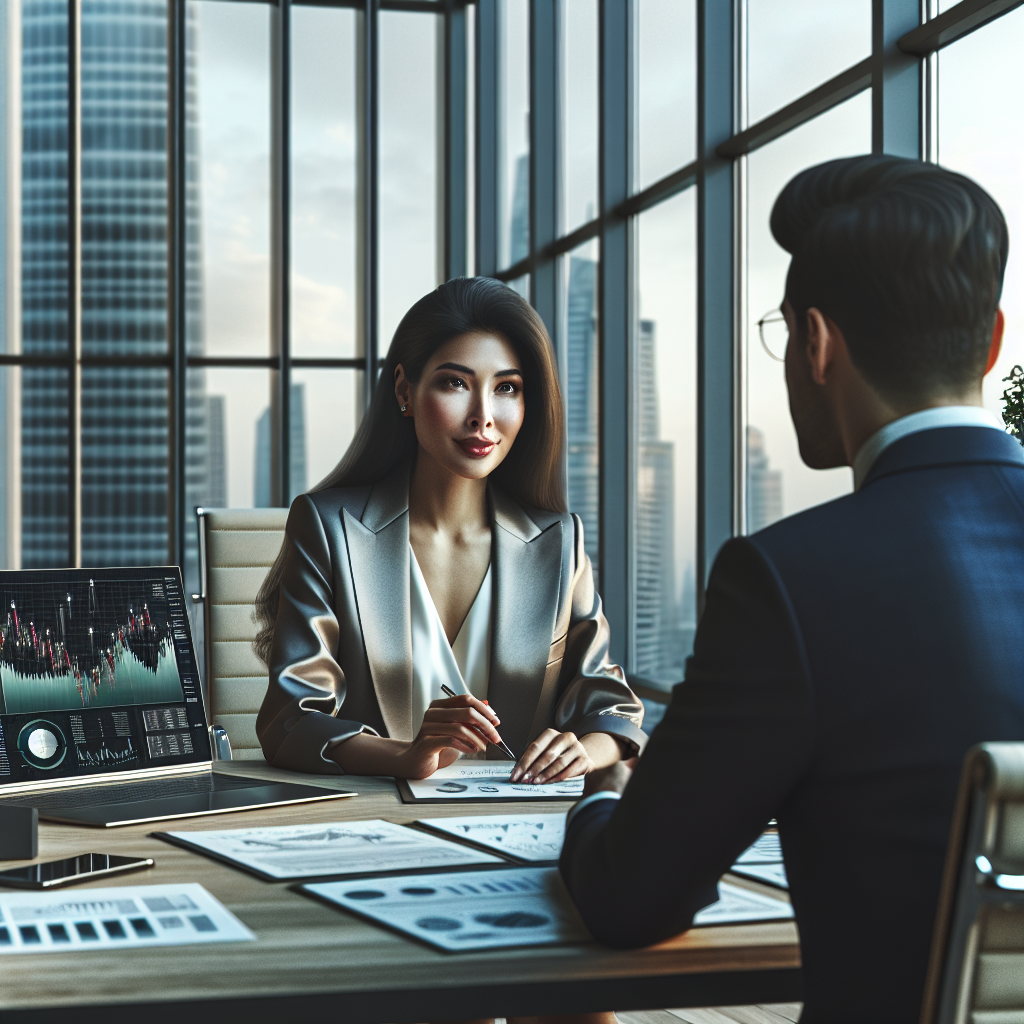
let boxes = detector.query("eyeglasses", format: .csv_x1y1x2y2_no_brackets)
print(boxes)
757,310,788,363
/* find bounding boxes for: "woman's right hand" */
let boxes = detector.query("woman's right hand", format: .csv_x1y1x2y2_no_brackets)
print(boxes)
396,693,503,779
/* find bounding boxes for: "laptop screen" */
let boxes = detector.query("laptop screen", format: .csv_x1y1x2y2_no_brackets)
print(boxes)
0,567,210,790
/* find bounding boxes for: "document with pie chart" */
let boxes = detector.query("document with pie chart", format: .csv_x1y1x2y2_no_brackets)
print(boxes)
303,866,589,951
397,762,584,803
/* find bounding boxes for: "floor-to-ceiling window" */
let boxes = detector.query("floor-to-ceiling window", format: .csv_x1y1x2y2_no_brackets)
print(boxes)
0,0,1017,708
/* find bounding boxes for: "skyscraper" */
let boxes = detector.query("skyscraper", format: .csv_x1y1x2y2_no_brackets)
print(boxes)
746,425,783,533
254,382,307,507
564,254,599,581
508,152,529,267
633,318,682,683
204,394,226,509
18,0,207,569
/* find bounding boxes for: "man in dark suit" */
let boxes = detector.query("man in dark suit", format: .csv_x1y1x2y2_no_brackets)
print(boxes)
557,155,1024,1024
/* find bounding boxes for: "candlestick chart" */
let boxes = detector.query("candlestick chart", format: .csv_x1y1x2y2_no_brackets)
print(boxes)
0,578,184,714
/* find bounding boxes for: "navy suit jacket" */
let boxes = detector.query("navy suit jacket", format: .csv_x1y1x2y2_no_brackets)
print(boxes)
560,426,1024,1024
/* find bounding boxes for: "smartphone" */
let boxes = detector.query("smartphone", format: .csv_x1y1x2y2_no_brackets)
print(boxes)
0,853,154,890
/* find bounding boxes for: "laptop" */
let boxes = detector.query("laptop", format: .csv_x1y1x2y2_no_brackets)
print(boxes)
0,566,354,827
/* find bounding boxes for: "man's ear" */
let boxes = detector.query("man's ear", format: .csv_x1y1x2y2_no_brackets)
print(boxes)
804,308,838,387
985,308,1005,375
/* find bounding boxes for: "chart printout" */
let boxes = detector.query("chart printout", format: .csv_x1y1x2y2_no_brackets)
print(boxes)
402,762,584,801
0,883,254,954
418,814,567,862
304,870,793,952
161,820,504,880
304,866,590,951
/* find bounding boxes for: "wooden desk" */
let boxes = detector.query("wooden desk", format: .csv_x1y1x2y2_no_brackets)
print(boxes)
0,762,802,1023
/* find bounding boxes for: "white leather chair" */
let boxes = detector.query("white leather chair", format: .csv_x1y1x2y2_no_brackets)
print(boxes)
921,742,1024,1024
194,507,288,761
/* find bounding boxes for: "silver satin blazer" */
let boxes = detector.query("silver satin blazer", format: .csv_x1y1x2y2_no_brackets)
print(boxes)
256,464,646,774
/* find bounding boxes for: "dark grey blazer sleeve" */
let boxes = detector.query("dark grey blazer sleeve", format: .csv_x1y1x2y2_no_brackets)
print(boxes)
559,537,814,947
554,514,647,755
255,495,378,773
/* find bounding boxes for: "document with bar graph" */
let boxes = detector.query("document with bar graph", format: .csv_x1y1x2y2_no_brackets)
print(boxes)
0,883,254,954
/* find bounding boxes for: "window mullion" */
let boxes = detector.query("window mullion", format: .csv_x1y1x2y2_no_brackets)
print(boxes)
598,0,631,666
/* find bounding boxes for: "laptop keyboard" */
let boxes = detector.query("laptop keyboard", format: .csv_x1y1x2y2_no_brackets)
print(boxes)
0,773,264,809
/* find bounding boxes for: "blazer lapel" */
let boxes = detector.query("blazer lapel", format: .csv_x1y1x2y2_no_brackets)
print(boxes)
343,465,414,741
488,488,564,753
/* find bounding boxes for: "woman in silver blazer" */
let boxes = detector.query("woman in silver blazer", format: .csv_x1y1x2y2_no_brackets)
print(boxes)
254,278,645,780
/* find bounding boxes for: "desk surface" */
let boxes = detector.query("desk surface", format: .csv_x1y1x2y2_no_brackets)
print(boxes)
0,762,802,1024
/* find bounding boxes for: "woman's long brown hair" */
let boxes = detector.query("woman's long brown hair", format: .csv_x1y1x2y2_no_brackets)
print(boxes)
253,276,566,664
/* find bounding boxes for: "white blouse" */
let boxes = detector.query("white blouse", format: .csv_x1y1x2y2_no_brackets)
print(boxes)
409,544,493,740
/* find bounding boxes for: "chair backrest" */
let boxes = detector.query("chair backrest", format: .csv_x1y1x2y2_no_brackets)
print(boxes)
198,508,288,761
920,742,1024,1024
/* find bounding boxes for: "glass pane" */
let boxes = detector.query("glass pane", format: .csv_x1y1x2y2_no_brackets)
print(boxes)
292,368,361,494
634,189,697,690
937,7,1024,423
561,238,599,588
291,6,356,359
81,367,169,566
507,273,529,301
499,0,529,269
190,1,270,356
636,0,696,191
22,0,69,357
21,367,71,569
379,11,438,351
83,0,168,357
561,0,597,234
189,367,270,512
747,0,871,126
745,92,870,529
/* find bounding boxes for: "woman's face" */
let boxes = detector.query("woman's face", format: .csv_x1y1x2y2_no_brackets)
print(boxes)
395,331,526,481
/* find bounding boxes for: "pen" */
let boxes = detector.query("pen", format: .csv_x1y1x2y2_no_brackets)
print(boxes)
440,683,517,761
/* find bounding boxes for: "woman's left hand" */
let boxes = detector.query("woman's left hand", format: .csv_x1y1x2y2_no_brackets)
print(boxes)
509,729,595,784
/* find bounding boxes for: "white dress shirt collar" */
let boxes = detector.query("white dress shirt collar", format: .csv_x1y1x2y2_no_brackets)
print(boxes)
852,405,1005,491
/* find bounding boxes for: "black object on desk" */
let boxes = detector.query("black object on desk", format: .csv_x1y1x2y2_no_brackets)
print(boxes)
0,804,37,859
0,852,154,889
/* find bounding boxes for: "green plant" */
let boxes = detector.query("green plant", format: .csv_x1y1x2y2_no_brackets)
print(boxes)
1001,365,1024,444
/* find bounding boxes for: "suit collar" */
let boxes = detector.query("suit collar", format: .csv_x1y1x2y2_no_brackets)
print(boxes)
853,406,1004,489
362,460,557,544
861,425,1024,490
360,463,410,533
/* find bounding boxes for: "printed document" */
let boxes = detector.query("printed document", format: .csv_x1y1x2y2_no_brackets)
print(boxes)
304,869,793,952
734,832,782,864
158,819,503,880
693,882,793,925
304,866,588,951
730,862,789,889
419,813,567,862
400,762,584,802
0,883,253,954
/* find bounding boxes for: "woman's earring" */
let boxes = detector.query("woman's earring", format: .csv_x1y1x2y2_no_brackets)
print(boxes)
400,404,408,414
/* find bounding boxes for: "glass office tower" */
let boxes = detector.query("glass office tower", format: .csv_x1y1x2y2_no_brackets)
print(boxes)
18,0,214,569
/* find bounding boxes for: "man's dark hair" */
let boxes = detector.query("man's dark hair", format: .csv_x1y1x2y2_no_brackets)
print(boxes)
771,155,1008,404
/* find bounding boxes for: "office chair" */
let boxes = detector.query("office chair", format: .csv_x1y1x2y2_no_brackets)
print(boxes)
920,742,1024,1024
193,507,289,760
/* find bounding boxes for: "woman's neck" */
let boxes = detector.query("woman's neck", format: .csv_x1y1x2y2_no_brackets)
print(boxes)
408,449,489,539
